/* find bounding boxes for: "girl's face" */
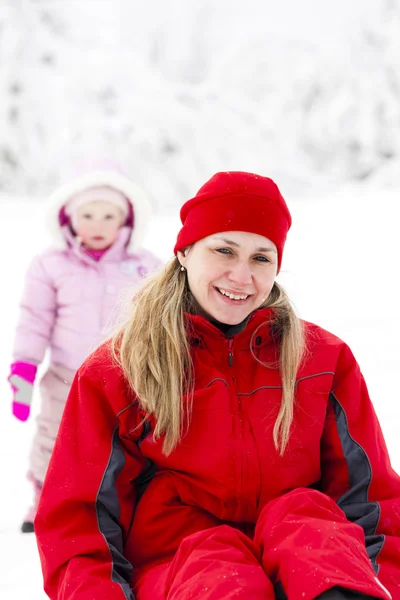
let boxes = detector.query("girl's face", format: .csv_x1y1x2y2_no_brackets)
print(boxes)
178,230,278,325
73,200,125,249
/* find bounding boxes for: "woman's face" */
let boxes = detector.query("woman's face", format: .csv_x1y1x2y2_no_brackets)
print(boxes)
73,200,125,249
178,231,278,325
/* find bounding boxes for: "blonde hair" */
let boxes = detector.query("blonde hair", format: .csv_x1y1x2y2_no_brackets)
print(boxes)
112,257,306,455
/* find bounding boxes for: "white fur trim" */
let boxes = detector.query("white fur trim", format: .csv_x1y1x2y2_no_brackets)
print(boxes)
45,171,152,251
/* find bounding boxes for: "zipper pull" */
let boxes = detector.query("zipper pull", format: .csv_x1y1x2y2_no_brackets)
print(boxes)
227,338,234,366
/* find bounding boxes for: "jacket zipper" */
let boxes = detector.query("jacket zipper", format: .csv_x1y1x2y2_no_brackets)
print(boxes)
227,337,247,519
227,337,234,366
227,337,259,519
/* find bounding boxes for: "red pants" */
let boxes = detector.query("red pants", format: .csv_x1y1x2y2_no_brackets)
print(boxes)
132,489,390,600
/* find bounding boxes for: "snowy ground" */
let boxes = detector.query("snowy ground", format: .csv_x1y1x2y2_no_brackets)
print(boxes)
0,183,399,598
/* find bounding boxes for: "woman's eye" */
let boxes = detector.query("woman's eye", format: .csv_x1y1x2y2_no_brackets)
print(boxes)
105,214,115,220
216,248,232,255
82,214,92,219
254,255,270,263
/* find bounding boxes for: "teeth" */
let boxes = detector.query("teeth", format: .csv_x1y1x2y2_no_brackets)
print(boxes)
218,288,249,301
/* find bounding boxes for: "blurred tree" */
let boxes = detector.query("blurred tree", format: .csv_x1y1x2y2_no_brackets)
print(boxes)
0,0,398,205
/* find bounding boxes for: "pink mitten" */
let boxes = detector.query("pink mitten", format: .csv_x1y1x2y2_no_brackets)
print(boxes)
8,362,37,421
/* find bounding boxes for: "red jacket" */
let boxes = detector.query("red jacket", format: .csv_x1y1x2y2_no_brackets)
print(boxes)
35,308,400,600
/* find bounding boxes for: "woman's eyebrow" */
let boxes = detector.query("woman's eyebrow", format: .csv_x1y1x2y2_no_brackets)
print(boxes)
256,246,277,253
211,237,277,253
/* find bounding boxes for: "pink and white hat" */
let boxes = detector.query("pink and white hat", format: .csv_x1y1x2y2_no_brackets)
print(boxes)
65,186,129,222
46,168,152,251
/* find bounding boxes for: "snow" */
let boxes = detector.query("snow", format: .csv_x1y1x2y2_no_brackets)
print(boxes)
0,182,399,597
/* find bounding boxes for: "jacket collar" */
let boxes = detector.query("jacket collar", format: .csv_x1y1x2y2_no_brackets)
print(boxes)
185,307,277,351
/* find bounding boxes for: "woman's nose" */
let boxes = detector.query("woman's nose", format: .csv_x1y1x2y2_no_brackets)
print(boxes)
227,261,253,286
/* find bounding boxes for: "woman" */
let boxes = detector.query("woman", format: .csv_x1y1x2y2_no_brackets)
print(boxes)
35,172,400,600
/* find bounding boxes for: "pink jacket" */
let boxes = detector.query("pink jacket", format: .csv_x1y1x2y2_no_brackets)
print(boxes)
12,170,162,371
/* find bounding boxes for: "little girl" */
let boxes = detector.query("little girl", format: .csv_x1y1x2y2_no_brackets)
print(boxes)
8,166,162,532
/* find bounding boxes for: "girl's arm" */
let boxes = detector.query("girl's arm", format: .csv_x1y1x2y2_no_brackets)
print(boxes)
12,254,57,365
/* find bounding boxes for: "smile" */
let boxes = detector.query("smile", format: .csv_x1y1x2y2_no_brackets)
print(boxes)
216,287,250,301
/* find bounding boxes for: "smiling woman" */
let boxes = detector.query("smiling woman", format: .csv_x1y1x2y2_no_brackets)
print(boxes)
35,171,400,600
178,231,278,325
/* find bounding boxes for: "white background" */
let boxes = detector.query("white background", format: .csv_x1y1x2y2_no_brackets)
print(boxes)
1,1,400,597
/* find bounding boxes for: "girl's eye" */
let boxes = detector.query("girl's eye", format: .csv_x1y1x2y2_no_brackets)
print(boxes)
105,214,115,220
216,248,233,255
82,214,92,219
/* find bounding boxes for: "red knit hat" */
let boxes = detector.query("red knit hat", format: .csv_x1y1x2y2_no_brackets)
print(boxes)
174,171,292,271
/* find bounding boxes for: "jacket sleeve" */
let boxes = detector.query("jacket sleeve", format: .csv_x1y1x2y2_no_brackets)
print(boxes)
35,350,146,600
320,343,400,598
12,254,56,365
